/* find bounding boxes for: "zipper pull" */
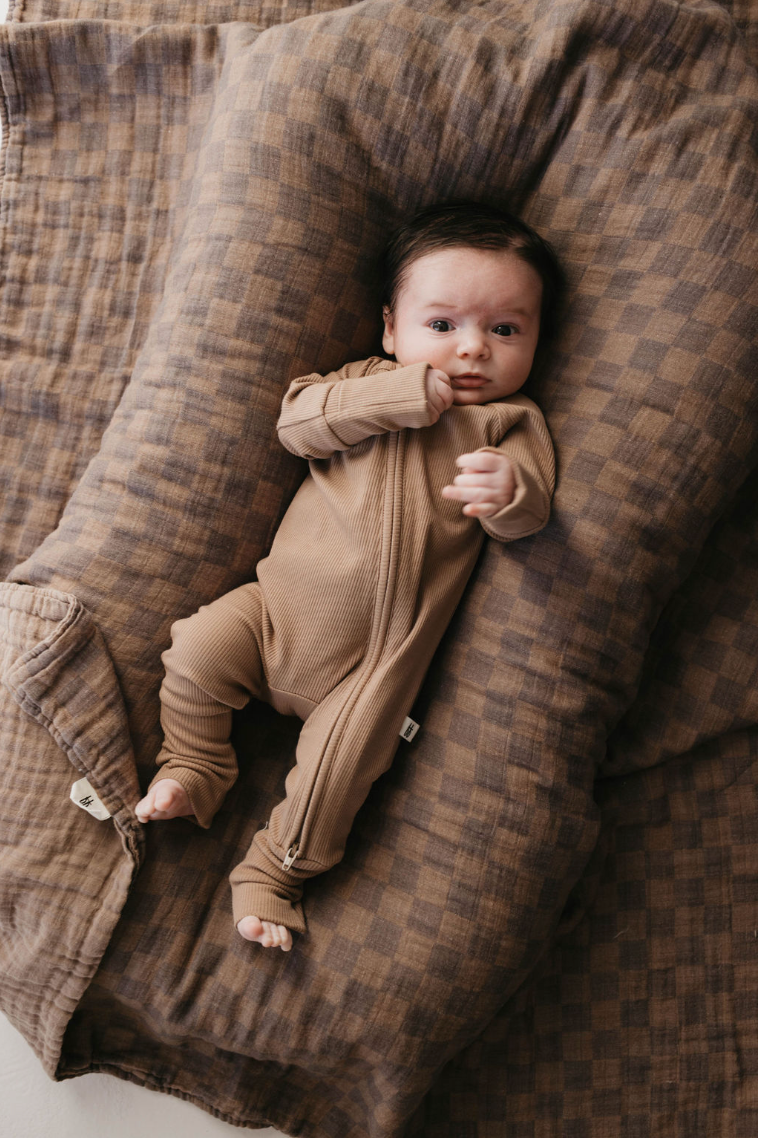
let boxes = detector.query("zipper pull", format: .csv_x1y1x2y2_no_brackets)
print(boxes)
282,843,299,871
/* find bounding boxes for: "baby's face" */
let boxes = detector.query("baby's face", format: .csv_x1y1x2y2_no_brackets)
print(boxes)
382,246,542,405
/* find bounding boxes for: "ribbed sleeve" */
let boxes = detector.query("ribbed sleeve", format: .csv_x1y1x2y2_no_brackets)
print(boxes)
478,458,552,541
277,358,432,458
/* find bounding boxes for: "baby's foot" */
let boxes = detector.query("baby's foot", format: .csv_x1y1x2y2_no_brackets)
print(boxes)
135,778,192,823
237,915,293,952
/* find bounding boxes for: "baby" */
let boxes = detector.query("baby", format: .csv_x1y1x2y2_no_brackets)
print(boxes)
136,201,562,951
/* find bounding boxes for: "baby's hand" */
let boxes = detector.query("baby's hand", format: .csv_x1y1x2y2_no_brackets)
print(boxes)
441,451,516,518
425,368,454,422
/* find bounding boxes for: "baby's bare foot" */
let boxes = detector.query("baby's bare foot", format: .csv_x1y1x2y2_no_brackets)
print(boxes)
237,915,293,952
135,778,192,823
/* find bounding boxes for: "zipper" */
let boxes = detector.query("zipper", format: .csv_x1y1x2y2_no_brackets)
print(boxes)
279,429,406,869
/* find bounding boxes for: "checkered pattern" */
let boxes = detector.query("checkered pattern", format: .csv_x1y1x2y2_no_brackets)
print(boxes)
0,0,757,1135
10,0,360,25
417,477,758,1133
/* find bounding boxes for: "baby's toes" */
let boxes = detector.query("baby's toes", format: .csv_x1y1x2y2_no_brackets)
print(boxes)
152,779,191,817
261,921,280,947
267,923,292,951
237,916,263,942
135,792,155,822
153,787,175,812
236,916,292,950
260,921,288,949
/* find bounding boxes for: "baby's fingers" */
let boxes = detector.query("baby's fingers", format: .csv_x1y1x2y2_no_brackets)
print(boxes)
449,471,500,488
441,482,497,502
462,501,498,517
455,451,503,471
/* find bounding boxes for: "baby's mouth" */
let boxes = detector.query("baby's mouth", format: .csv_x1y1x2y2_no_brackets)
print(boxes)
453,374,488,387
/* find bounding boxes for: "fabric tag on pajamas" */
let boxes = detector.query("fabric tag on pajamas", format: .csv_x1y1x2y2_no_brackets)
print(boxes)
399,716,420,742
70,777,112,820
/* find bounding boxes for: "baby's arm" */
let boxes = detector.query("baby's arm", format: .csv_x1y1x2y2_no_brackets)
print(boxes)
277,358,447,459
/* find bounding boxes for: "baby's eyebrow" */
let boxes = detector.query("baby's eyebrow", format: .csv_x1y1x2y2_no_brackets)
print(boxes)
422,301,533,318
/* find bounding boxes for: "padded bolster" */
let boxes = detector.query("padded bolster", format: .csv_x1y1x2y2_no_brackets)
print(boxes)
5,0,756,765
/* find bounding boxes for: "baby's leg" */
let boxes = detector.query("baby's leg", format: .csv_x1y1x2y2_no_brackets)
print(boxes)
139,583,269,829
139,585,299,948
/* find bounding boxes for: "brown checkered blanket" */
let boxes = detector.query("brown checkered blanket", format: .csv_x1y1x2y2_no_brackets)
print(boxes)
1,0,756,1134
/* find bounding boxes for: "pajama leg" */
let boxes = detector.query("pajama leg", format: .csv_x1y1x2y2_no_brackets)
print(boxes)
151,581,318,934
150,582,269,828
229,662,422,936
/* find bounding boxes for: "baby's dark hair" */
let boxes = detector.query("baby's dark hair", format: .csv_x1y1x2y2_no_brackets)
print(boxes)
380,200,565,344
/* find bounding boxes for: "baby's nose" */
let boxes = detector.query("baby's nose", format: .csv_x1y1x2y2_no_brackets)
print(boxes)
457,331,488,357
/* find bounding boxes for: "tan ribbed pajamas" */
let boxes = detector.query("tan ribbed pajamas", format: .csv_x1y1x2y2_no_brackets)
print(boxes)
150,358,555,933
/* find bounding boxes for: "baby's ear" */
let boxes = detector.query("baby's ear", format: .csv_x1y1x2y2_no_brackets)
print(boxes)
381,307,395,355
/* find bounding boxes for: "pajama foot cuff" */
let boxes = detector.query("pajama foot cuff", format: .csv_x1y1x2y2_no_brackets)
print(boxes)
231,881,307,935
147,759,229,829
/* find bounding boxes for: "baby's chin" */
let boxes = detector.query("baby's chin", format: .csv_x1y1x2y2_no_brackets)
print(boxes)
451,387,494,405
451,383,526,405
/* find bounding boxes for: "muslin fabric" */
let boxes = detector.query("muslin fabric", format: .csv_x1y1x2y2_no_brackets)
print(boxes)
0,0,756,1134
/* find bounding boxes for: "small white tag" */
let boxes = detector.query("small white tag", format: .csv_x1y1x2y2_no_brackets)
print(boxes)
70,777,112,821
399,716,420,742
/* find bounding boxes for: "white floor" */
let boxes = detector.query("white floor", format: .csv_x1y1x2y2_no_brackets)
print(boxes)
0,1012,287,1138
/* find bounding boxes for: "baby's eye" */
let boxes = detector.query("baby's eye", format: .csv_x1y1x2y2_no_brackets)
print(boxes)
493,324,516,337
429,320,452,333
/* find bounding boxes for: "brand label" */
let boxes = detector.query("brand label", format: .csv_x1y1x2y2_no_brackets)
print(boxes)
70,777,112,821
399,716,420,742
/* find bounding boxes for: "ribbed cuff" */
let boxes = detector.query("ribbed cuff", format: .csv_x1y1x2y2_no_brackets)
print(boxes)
147,762,227,829
477,452,551,541
231,881,307,934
